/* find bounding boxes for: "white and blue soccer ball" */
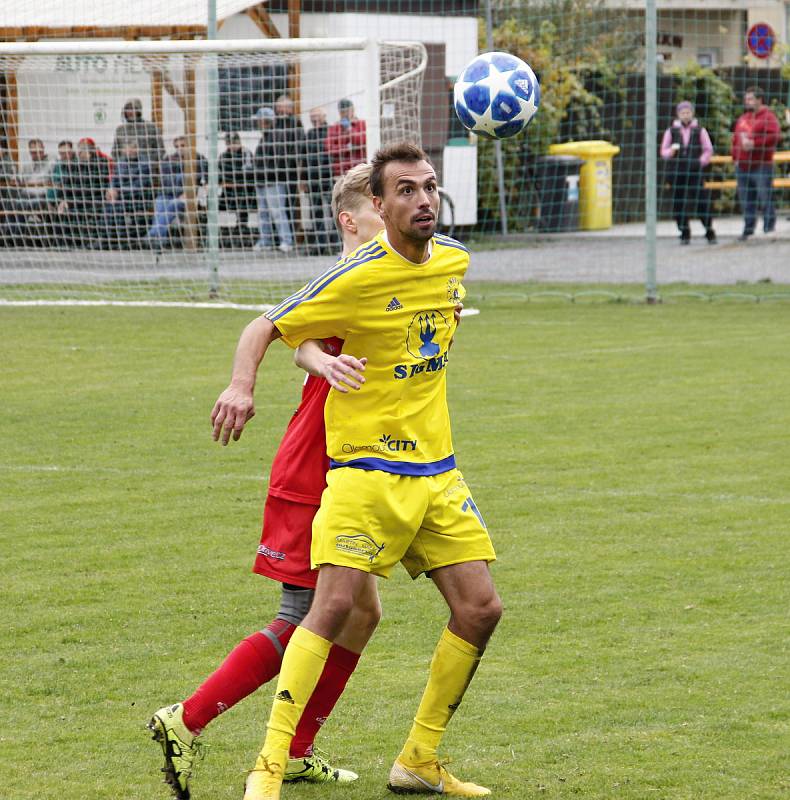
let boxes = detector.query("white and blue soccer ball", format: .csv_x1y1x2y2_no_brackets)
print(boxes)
453,51,540,140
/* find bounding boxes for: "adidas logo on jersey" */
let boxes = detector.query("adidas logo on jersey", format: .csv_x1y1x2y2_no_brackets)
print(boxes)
385,296,403,312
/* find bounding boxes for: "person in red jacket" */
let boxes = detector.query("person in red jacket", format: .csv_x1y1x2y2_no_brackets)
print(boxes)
325,99,366,178
732,86,781,240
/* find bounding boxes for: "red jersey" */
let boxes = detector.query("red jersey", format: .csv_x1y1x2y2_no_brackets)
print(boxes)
731,106,781,169
266,337,343,505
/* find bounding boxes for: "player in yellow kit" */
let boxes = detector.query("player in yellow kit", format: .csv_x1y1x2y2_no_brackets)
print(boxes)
212,143,501,798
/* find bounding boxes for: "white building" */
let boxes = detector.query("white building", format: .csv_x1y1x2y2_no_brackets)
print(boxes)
0,0,480,224
611,0,789,68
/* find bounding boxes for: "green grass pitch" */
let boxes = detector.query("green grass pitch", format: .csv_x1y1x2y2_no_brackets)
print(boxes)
2,291,789,799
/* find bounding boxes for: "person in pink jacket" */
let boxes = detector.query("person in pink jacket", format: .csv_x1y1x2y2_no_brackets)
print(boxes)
731,86,781,240
660,100,716,245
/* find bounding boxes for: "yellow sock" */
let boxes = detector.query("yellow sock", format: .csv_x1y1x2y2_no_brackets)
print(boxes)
399,627,482,764
261,626,332,755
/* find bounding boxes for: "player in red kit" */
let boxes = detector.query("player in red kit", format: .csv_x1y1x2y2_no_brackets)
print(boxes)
148,164,384,800
254,334,344,583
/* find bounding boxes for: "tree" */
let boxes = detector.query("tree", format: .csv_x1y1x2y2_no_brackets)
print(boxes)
477,0,641,230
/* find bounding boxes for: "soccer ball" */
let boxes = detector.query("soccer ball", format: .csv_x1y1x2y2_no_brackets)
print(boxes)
453,51,540,140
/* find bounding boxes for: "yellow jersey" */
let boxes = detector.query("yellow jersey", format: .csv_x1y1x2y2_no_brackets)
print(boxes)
266,231,468,476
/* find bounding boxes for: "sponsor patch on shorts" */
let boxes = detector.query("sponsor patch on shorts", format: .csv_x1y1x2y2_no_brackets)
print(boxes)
257,543,286,561
335,533,385,563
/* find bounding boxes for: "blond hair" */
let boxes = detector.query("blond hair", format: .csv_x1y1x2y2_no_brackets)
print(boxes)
331,162,373,232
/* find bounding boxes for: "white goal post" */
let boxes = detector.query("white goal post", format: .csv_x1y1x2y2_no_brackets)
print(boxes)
0,37,427,307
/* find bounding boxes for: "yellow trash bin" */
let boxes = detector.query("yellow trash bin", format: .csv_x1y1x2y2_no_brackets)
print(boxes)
548,140,620,230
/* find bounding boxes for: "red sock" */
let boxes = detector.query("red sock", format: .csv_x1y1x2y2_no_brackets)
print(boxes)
289,643,361,758
181,619,295,734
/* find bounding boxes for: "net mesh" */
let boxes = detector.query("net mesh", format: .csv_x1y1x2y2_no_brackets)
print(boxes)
473,1,789,296
380,41,427,145
1,2,790,305
0,41,426,304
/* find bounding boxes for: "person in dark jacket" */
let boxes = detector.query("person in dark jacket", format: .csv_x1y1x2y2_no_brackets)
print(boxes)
274,93,305,232
660,100,716,245
0,144,19,211
112,98,165,179
56,137,111,247
44,141,75,247
301,106,337,254
0,145,21,246
103,138,154,248
253,107,294,252
219,131,256,229
47,140,76,206
145,136,208,248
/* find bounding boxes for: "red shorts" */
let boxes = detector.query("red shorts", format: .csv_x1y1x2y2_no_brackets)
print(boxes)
252,494,320,589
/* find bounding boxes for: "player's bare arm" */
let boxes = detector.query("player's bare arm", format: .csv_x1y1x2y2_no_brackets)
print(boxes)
294,339,367,393
211,314,282,446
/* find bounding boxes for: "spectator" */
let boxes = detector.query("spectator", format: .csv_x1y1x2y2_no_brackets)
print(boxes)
0,144,19,246
4,138,56,245
660,101,716,245
77,137,113,179
46,141,76,248
145,136,208,250
273,93,305,231
16,138,54,209
96,141,114,178
56,137,111,247
301,106,337,254
326,98,366,177
112,98,164,178
732,86,781,241
252,106,294,253
103,138,154,248
219,131,256,235
47,141,76,206
0,143,18,207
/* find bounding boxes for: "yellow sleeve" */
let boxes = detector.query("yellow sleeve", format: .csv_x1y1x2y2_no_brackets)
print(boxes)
265,263,359,349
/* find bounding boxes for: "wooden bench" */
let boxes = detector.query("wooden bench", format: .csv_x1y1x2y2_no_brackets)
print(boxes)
704,151,790,190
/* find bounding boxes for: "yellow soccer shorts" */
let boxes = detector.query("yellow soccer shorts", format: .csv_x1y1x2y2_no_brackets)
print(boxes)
310,467,496,578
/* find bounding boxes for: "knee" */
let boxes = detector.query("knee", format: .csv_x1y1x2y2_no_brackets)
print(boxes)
312,583,356,628
351,590,382,638
478,591,503,635
459,591,502,639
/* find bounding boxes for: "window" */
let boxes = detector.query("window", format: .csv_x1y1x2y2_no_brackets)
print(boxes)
219,60,288,133
696,49,720,68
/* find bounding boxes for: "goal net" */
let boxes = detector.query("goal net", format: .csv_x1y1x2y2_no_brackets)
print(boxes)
0,38,426,306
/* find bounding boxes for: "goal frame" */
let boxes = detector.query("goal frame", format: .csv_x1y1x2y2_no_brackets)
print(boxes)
0,36,406,306
0,37,383,161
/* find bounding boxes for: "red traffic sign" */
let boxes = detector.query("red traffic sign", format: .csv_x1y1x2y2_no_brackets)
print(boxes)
746,23,775,59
